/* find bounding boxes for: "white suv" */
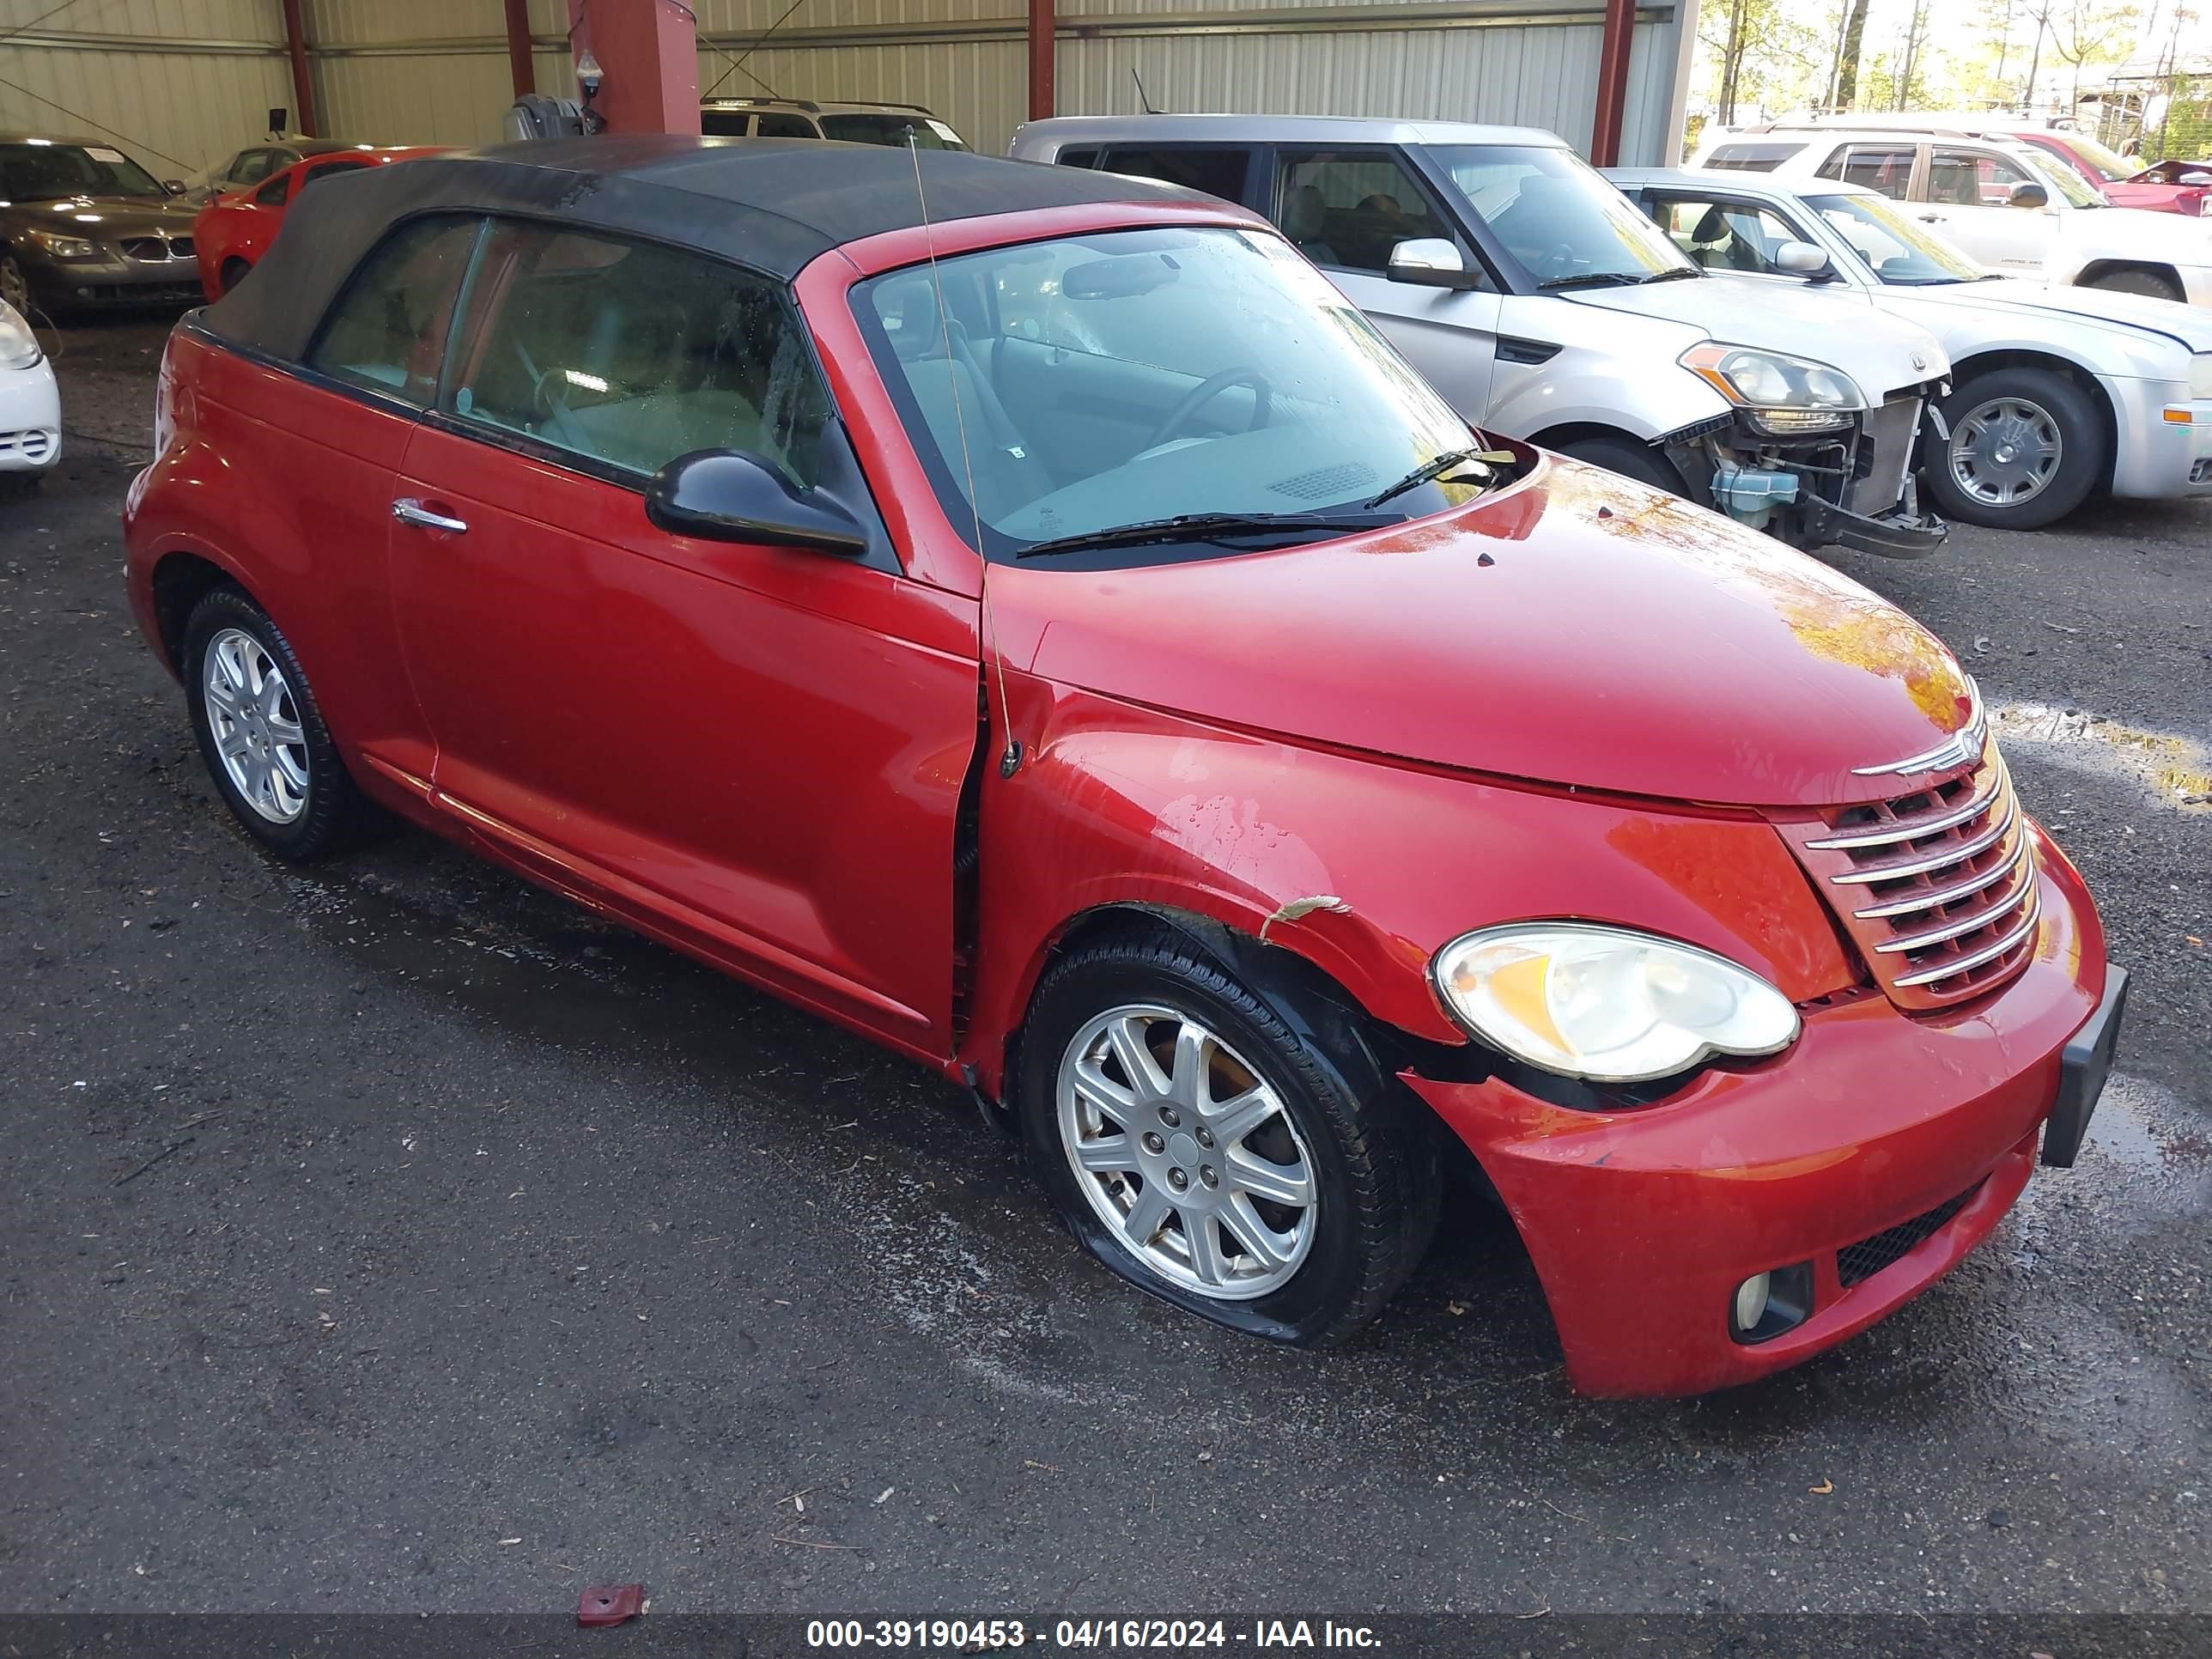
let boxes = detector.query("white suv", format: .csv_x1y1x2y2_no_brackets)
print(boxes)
1692,125,2212,307
699,99,967,151
1012,114,1952,558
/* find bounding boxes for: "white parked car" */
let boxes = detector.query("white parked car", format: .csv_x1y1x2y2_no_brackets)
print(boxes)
1691,125,2212,307
1012,115,1954,558
0,297,59,495
1610,169,2212,529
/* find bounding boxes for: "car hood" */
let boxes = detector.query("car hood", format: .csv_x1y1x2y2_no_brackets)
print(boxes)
1562,272,1949,397
995,454,1976,810
3,194,199,235
1902,275,2212,353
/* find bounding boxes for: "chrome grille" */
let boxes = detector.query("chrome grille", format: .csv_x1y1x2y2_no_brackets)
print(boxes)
1846,391,1923,518
1781,751,2041,1011
118,235,191,262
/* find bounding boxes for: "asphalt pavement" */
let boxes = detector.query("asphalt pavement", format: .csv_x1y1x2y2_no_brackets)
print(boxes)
3,318,2208,1623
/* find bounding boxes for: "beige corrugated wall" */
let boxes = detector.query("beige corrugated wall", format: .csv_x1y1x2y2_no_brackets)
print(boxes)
0,0,1693,175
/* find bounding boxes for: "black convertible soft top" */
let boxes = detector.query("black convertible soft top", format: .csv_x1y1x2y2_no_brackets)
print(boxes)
201,137,1211,365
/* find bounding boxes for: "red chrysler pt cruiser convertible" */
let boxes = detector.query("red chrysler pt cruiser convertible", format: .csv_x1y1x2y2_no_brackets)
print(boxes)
122,140,2125,1397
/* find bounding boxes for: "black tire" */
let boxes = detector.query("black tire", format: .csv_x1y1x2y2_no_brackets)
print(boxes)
0,251,36,319
1923,366,2105,531
0,470,42,500
219,257,252,295
1554,434,1684,494
2083,267,2183,304
180,586,369,860
1017,926,1441,1346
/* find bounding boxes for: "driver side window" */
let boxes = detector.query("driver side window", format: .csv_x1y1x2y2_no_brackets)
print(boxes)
1652,198,1801,275
1270,150,1451,275
447,222,832,485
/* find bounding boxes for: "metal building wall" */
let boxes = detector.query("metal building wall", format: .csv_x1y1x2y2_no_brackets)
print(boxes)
0,2,1692,173
0,0,294,176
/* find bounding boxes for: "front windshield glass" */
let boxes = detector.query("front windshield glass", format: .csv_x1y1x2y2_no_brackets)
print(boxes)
1806,191,1988,284
2050,131,2135,183
1428,143,1696,285
2019,146,2103,207
854,226,1489,562
0,142,165,199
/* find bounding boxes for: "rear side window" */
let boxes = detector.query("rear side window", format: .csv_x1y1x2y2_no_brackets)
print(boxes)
700,109,750,137
1097,146,1250,204
306,214,482,406
1054,147,1100,168
756,112,817,139
448,223,833,485
1705,141,1806,173
1816,143,1915,199
1273,149,1451,273
297,159,371,196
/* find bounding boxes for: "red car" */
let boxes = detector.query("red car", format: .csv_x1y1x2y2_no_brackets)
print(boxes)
192,145,444,301
1996,125,2211,216
121,140,2125,1398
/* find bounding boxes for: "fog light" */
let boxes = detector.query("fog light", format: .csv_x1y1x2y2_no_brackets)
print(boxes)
1730,1261,1815,1344
1733,1272,1771,1334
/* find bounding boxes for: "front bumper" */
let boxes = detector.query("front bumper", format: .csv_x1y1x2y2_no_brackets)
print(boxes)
1796,489,1948,557
0,355,62,473
2106,384,2212,498
25,249,202,309
1403,847,2110,1399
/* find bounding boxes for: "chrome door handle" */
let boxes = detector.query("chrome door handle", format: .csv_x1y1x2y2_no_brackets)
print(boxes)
391,498,468,533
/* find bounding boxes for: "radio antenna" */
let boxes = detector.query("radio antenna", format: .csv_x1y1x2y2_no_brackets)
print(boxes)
908,136,1023,779
1132,67,1159,115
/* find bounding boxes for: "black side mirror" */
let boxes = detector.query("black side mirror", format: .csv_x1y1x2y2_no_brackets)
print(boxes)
646,449,868,556
2006,180,2048,209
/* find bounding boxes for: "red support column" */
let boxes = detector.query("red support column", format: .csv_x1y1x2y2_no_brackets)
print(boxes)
504,0,537,99
1589,0,1635,166
566,0,701,136
280,0,317,137
1028,0,1054,122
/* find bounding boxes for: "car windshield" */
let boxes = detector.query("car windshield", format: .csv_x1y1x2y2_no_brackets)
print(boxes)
2046,130,2135,183
1806,191,1988,284
2019,146,2104,207
1428,143,1696,285
0,141,166,200
854,225,1492,562
820,113,968,152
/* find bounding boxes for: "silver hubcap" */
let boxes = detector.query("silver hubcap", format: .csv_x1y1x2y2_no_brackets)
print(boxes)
1056,1004,1317,1300
203,627,310,823
1948,397,2062,506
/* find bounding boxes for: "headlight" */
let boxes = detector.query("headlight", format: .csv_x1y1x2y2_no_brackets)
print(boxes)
1680,342,1865,434
26,228,100,260
0,301,39,369
1432,923,1801,1085
2190,354,2212,399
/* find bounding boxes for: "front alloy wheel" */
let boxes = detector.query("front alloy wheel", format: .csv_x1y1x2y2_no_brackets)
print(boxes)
1948,397,2062,508
1018,927,1439,1344
1057,1004,1317,1299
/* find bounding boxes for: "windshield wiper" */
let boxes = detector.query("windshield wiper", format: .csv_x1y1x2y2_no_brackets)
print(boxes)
1012,509,1397,560
1537,270,1642,289
1638,267,1702,284
1363,445,1514,510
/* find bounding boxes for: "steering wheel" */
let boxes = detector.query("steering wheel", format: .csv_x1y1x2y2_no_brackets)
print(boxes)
1144,367,1271,451
514,343,589,449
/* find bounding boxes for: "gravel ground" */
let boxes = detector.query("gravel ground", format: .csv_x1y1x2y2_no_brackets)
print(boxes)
3,317,2208,1622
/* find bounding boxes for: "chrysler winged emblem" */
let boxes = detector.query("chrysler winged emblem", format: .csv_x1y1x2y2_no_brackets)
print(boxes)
1853,678,1986,777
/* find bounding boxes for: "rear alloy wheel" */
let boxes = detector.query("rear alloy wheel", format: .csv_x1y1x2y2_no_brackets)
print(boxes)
1018,929,1439,1344
1924,367,2102,530
181,587,368,859
2084,267,2183,304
